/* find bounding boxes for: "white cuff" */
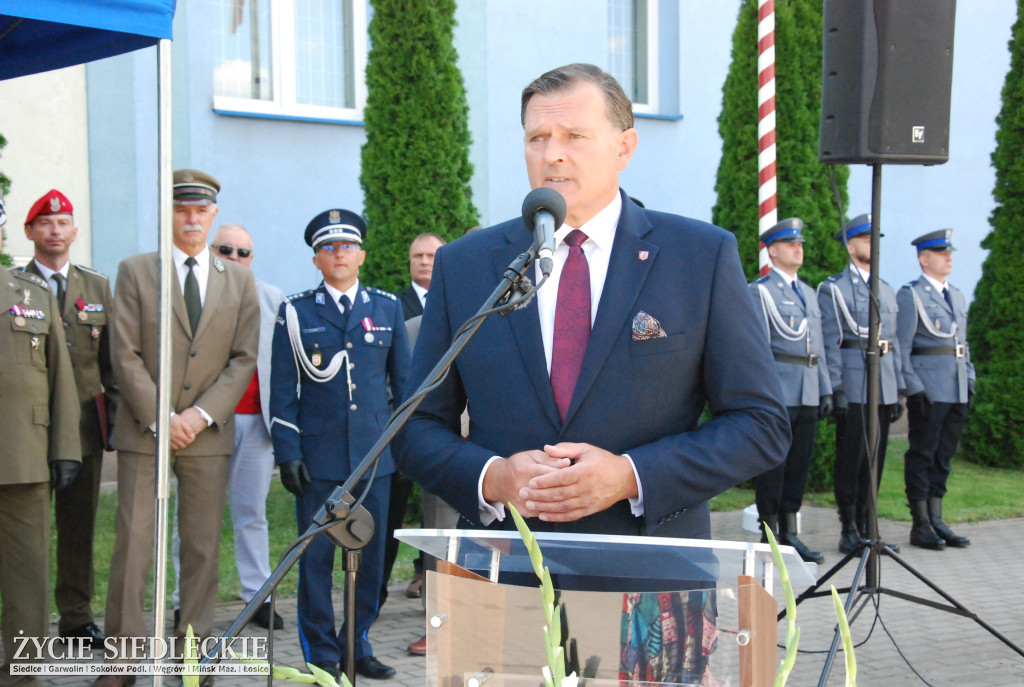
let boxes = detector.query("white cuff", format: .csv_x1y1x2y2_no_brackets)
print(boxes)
623,453,644,517
194,406,214,427
478,455,506,525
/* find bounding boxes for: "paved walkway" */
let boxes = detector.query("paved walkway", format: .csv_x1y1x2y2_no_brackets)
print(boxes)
12,507,1024,687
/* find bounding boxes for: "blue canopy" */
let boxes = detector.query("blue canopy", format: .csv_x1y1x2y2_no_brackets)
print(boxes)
0,0,175,80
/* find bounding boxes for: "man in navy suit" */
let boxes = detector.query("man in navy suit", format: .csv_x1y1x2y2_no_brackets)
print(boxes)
395,63,789,543
270,209,410,681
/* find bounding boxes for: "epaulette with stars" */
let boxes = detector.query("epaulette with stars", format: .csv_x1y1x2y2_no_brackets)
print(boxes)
825,273,842,282
9,267,48,289
754,273,771,285
366,286,397,301
285,290,316,303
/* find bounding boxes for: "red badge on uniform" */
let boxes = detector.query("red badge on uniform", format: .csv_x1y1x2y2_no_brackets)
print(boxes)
638,251,649,261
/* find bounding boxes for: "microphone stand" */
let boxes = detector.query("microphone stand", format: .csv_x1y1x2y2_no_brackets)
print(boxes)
199,247,542,686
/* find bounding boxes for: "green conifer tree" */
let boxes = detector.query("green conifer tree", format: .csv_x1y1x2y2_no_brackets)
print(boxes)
713,0,852,489
961,0,1024,468
359,0,478,293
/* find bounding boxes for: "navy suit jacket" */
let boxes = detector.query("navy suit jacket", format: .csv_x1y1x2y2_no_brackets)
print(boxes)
395,192,789,539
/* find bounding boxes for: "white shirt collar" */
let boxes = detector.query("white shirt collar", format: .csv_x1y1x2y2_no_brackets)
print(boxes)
411,281,428,305
33,259,70,286
554,192,621,253
323,280,361,308
173,244,211,272
771,266,799,286
921,272,948,293
850,263,870,284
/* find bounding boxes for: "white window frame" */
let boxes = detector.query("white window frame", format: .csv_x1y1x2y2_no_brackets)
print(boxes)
609,0,660,116
212,0,368,123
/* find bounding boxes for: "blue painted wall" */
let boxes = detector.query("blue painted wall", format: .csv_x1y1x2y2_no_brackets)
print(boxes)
86,0,1012,301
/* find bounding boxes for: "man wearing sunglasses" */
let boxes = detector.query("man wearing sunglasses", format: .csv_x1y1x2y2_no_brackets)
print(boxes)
270,209,410,681
168,223,285,630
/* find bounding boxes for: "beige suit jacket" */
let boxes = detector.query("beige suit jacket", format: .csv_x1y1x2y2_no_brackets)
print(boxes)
111,248,259,456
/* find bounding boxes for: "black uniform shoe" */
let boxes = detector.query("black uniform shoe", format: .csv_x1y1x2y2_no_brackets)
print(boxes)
312,661,340,681
909,500,946,550
780,513,824,564
928,497,971,547
61,622,105,646
354,656,396,680
252,603,284,630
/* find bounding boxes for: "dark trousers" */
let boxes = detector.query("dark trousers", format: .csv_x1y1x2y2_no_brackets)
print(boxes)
834,403,891,512
296,476,389,665
55,450,103,632
904,398,968,501
756,405,818,517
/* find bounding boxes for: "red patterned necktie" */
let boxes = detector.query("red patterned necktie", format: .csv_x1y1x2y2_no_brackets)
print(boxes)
550,230,591,422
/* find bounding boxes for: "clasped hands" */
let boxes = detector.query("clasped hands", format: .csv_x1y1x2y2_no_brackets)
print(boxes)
482,443,639,522
169,407,208,450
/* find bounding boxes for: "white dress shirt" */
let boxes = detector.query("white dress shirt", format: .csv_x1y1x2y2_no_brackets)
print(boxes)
323,280,361,317
173,244,210,305
411,281,428,309
921,272,948,295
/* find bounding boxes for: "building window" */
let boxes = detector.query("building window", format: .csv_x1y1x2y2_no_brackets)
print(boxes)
608,0,659,114
213,0,367,122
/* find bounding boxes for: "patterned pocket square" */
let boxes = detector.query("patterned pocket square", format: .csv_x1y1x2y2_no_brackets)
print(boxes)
632,310,667,341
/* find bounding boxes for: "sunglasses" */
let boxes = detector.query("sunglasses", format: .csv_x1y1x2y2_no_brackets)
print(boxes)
213,244,252,258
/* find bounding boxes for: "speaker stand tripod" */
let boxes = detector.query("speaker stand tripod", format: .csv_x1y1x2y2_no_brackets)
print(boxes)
782,164,1024,686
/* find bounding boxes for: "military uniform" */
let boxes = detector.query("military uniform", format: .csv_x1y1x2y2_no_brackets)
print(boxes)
1,268,80,687
896,229,974,549
749,219,831,564
270,210,410,676
22,260,116,635
817,216,905,552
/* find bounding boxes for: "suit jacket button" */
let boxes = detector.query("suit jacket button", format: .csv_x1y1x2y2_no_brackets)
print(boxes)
183,382,191,390
349,404,357,411
190,350,197,357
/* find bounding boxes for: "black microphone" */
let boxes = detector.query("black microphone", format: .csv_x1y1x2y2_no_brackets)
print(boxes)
521,187,567,277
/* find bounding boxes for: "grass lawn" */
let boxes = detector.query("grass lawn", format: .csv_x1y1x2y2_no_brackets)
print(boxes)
38,435,1024,616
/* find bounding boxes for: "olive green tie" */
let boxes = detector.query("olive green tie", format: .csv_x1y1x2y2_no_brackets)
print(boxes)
184,257,202,334
53,272,66,311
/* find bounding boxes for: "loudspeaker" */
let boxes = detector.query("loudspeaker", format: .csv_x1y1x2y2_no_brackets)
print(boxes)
819,0,956,165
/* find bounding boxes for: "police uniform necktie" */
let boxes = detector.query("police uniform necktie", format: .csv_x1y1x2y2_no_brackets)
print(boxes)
53,272,66,311
184,256,202,334
942,286,954,311
339,294,352,330
550,230,590,423
792,280,806,309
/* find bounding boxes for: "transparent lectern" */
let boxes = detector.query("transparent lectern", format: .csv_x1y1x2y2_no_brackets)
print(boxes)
396,529,816,687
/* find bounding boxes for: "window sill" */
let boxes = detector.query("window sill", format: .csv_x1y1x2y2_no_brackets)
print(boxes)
213,107,365,127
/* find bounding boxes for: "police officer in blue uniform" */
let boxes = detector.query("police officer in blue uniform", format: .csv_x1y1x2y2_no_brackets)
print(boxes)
896,229,974,550
270,209,410,681
817,214,906,554
750,218,832,564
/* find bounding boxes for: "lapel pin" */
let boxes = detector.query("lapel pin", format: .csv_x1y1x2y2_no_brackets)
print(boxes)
214,257,225,272
638,250,649,261
315,292,325,305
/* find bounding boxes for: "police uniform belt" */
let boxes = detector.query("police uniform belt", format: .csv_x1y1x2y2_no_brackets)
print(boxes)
841,338,891,354
912,344,967,358
773,351,819,367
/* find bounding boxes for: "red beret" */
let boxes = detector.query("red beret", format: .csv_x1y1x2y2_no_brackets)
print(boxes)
25,189,73,225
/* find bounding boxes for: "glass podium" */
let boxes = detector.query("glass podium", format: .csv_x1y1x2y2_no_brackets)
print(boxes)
396,529,817,687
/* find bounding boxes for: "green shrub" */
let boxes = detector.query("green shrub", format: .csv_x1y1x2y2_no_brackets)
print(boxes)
961,0,1024,469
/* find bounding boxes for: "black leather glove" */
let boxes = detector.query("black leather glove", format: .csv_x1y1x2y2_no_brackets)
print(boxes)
279,459,311,497
50,460,81,492
908,390,931,411
831,388,849,421
890,392,907,423
968,378,976,408
818,394,834,421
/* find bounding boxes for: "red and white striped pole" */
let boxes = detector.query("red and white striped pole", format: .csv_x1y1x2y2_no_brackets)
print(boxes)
757,0,777,277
